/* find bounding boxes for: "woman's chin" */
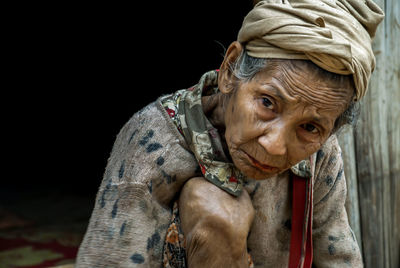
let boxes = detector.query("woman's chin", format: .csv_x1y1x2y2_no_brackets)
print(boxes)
232,157,280,180
243,168,280,180
231,149,284,180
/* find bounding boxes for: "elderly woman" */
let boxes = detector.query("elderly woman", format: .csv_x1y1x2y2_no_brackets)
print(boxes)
76,0,384,267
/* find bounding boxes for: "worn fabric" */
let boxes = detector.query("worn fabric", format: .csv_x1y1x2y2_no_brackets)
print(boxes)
162,202,187,268
76,102,201,267
76,71,362,267
238,0,384,100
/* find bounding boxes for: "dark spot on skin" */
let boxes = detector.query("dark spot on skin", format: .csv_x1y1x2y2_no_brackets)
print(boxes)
111,199,119,219
119,160,125,179
156,156,164,166
316,149,325,163
284,219,291,230
146,143,163,153
147,232,161,251
161,170,176,184
120,221,126,236
325,175,334,186
139,130,154,146
249,182,261,199
328,235,339,242
128,129,138,144
131,253,145,264
328,244,336,255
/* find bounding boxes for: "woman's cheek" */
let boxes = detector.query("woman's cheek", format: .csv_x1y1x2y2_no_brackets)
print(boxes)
227,118,257,145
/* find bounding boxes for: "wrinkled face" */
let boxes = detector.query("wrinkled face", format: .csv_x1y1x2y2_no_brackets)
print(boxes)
223,60,353,180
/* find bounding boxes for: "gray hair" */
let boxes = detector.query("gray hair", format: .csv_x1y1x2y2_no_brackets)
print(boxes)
228,50,359,132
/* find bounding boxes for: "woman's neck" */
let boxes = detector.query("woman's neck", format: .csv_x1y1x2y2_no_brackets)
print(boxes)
201,93,234,161
202,94,227,130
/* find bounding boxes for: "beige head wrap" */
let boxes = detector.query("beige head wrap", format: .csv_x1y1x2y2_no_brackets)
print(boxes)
238,0,384,100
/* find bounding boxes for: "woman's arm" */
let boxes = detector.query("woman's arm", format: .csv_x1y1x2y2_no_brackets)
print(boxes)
179,177,255,268
312,136,363,267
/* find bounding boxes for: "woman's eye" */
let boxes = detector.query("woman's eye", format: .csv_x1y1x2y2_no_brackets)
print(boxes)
262,97,273,108
301,123,319,134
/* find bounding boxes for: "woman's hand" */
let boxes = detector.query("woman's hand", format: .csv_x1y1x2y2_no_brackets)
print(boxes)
179,177,255,268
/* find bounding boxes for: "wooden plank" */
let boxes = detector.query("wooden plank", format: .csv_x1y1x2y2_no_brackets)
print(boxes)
384,0,400,267
337,127,363,254
354,0,387,266
354,0,400,267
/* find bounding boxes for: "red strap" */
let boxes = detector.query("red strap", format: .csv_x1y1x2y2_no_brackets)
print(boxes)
289,174,313,268
304,183,313,268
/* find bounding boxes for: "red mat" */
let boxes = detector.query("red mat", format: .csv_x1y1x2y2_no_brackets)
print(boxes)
0,229,82,268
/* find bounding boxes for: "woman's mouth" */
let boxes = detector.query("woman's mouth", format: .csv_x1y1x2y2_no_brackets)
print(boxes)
243,151,279,173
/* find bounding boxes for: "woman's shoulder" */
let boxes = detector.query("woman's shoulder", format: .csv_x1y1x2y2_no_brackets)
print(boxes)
100,99,200,207
315,135,342,168
117,99,187,150
312,134,345,205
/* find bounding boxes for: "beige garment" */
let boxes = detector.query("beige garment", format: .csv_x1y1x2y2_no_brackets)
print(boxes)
76,98,362,267
238,0,384,100
246,134,362,267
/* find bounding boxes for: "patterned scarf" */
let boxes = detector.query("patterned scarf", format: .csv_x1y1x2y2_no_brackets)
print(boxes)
161,70,245,196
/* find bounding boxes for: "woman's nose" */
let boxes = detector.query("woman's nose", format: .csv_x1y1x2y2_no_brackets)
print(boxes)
258,127,287,156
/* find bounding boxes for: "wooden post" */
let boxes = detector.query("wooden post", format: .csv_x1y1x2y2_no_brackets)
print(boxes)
351,0,400,267
337,127,363,254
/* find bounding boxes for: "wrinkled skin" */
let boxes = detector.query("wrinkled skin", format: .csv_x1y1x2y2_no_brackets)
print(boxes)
180,42,354,267
179,177,254,268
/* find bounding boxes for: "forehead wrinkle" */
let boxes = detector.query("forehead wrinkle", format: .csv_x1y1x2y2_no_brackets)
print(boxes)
257,80,292,103
255,73,340,126
290,98,332,125
276,65,350,111
254,73,298,104
260,70,340,128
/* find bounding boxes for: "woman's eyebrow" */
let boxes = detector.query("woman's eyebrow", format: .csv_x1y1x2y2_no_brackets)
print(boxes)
260,84,287,102
262,84,332,125
311,116,329,126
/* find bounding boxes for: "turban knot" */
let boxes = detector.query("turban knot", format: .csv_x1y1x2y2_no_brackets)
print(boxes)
238,0,384,100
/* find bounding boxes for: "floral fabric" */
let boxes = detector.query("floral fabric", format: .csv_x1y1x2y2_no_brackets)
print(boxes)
162,202,186,268
160,70,245,196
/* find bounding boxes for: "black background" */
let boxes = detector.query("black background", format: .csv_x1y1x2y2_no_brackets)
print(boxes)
6,2,253,199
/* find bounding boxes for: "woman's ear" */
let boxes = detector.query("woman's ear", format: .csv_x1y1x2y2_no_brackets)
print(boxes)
218,41,243,94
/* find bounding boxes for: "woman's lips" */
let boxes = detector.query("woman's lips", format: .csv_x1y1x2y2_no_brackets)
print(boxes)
243,151,279,173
